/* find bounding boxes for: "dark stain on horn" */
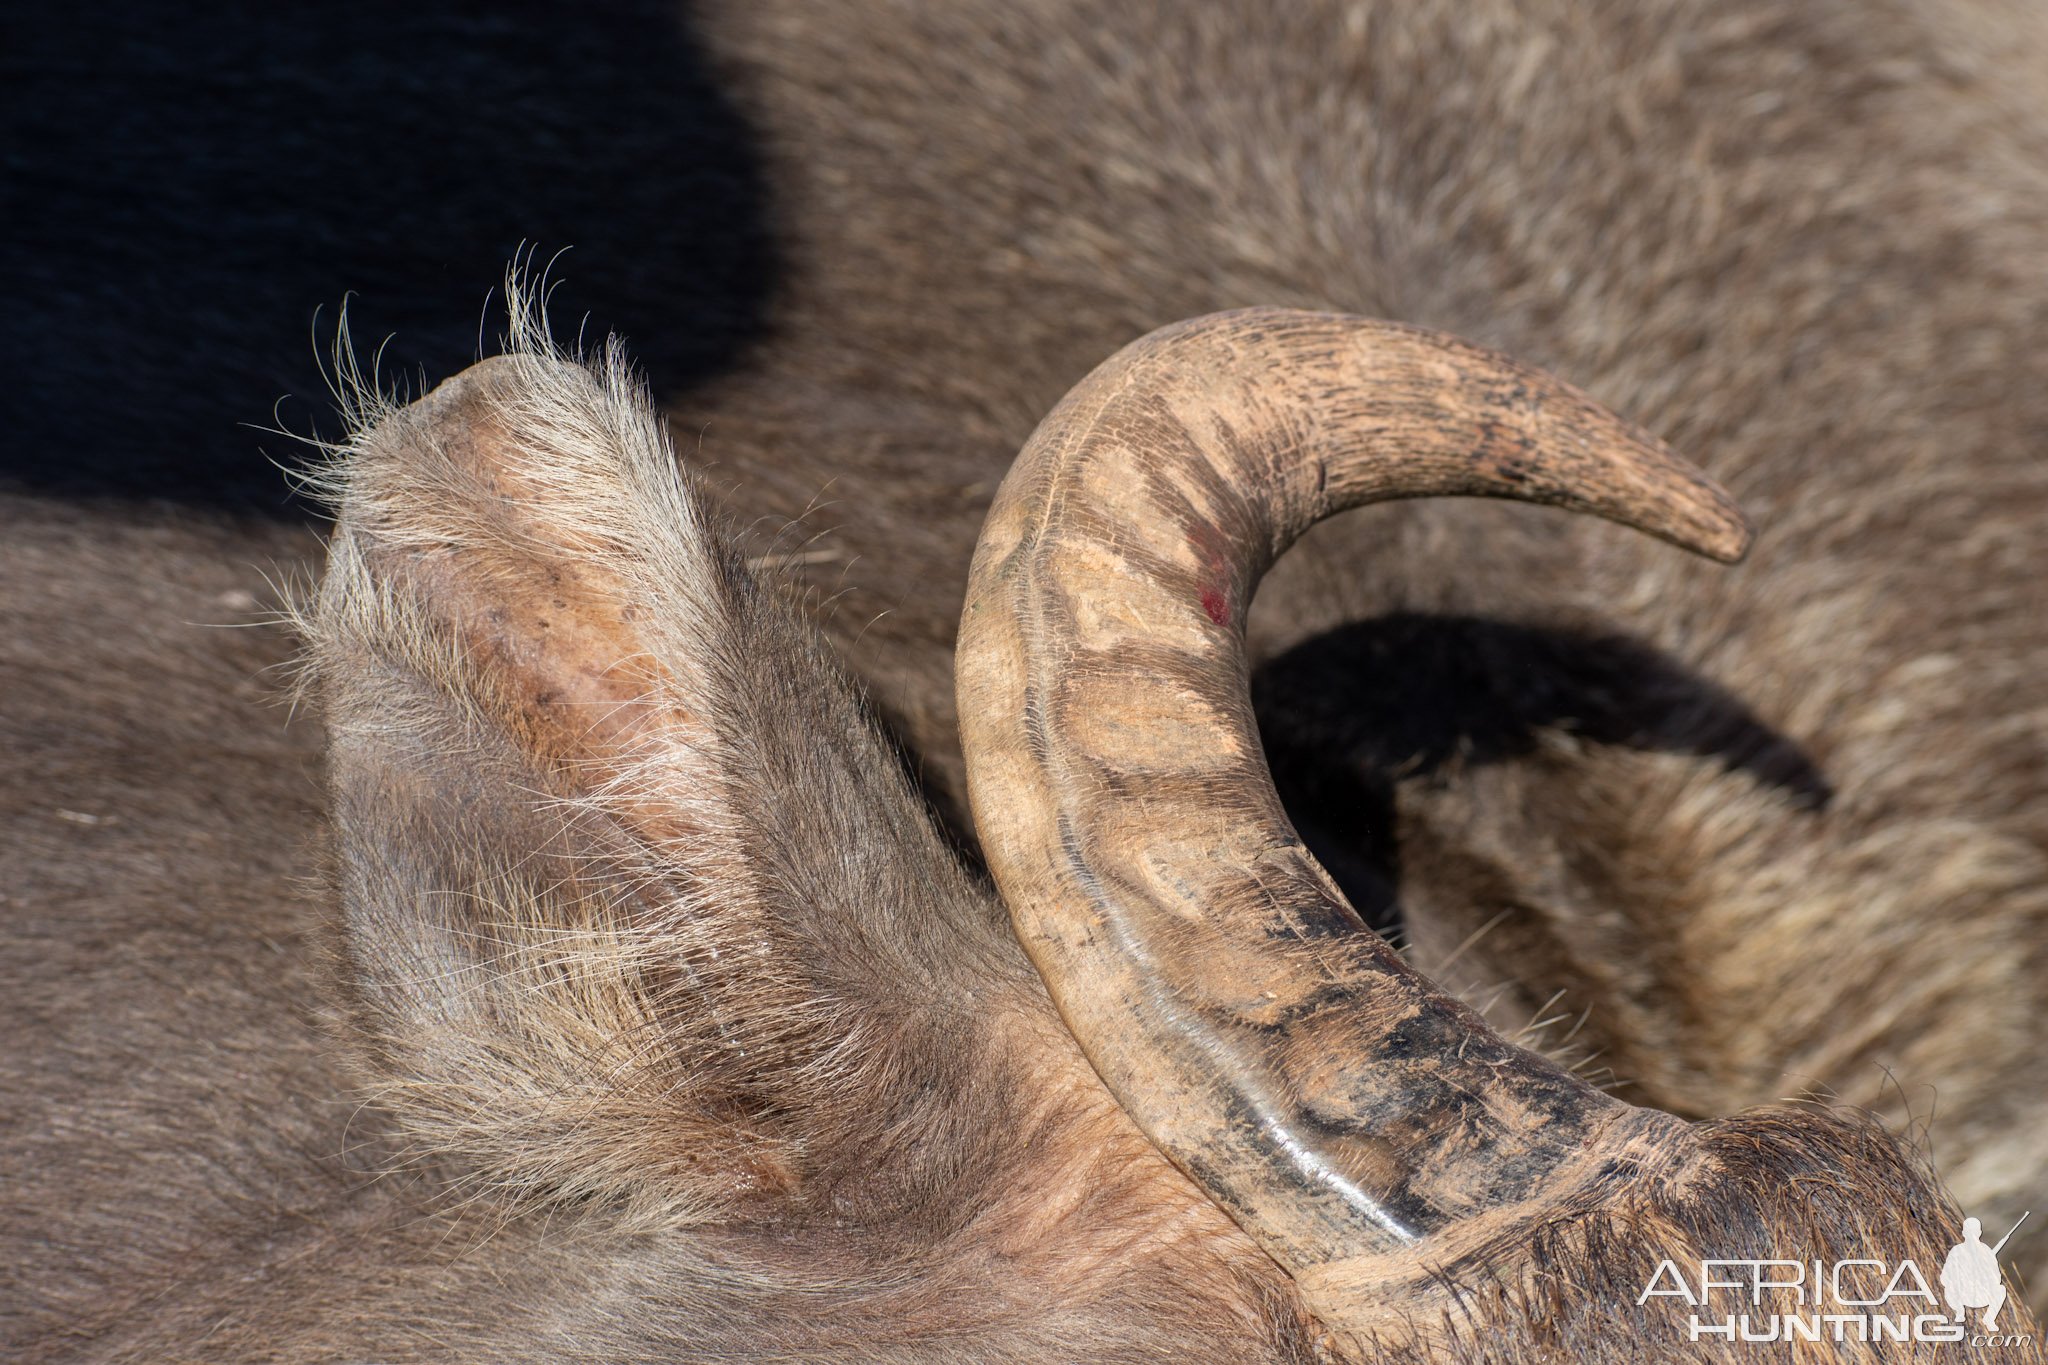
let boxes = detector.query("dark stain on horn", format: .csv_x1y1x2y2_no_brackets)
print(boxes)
955,309,1752,1325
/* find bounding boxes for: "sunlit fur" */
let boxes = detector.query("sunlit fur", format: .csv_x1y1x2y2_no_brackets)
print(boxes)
298,303,1313,1358
310,309,2044,1357
7,0,2048,1356
3,267,2037,1355
681,0,2048,1287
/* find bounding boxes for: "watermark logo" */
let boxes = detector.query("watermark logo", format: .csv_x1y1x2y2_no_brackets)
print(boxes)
1943,1216,2020,1331
1637,1211,2032,1347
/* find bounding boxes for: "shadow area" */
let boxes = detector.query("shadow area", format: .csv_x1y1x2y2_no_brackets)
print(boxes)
1253,613,1831,936
2,0,773,515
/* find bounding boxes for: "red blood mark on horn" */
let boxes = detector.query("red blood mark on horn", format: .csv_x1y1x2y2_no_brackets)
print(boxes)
1187,522,1234,626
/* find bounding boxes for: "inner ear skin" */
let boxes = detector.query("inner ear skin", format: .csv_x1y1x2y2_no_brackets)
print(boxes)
344,385,677,777
315,352,1323,1356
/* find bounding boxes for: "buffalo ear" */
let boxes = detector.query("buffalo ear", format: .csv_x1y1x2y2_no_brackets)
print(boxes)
306,325,1002,1218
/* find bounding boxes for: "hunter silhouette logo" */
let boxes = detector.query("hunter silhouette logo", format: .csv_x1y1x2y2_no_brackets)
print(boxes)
1943,1212,2028,1331
1638,1211,2033,1346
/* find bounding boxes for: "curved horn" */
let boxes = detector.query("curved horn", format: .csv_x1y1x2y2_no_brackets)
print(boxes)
956,310,1748,1303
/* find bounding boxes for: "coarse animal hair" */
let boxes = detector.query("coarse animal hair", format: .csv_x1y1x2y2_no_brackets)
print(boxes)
5,0,2047,1359
677,0,2048,1284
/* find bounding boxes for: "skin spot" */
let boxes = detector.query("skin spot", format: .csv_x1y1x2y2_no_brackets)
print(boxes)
1202,586,1229,626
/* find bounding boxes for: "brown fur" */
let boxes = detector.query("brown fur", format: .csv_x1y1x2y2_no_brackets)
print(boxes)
679,0,2048,1284
10,293,2039,1359
5,0,2048,1358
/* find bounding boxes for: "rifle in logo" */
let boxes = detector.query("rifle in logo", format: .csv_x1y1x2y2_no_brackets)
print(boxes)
1942,1211,2029,1331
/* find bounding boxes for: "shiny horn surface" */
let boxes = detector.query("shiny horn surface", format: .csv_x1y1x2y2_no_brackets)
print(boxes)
955,309,1748,1295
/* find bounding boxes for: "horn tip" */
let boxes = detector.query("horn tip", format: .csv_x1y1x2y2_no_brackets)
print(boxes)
1697,507,1755,564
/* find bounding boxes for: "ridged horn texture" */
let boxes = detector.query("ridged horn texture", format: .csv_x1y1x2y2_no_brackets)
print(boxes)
955,309,1751,1287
